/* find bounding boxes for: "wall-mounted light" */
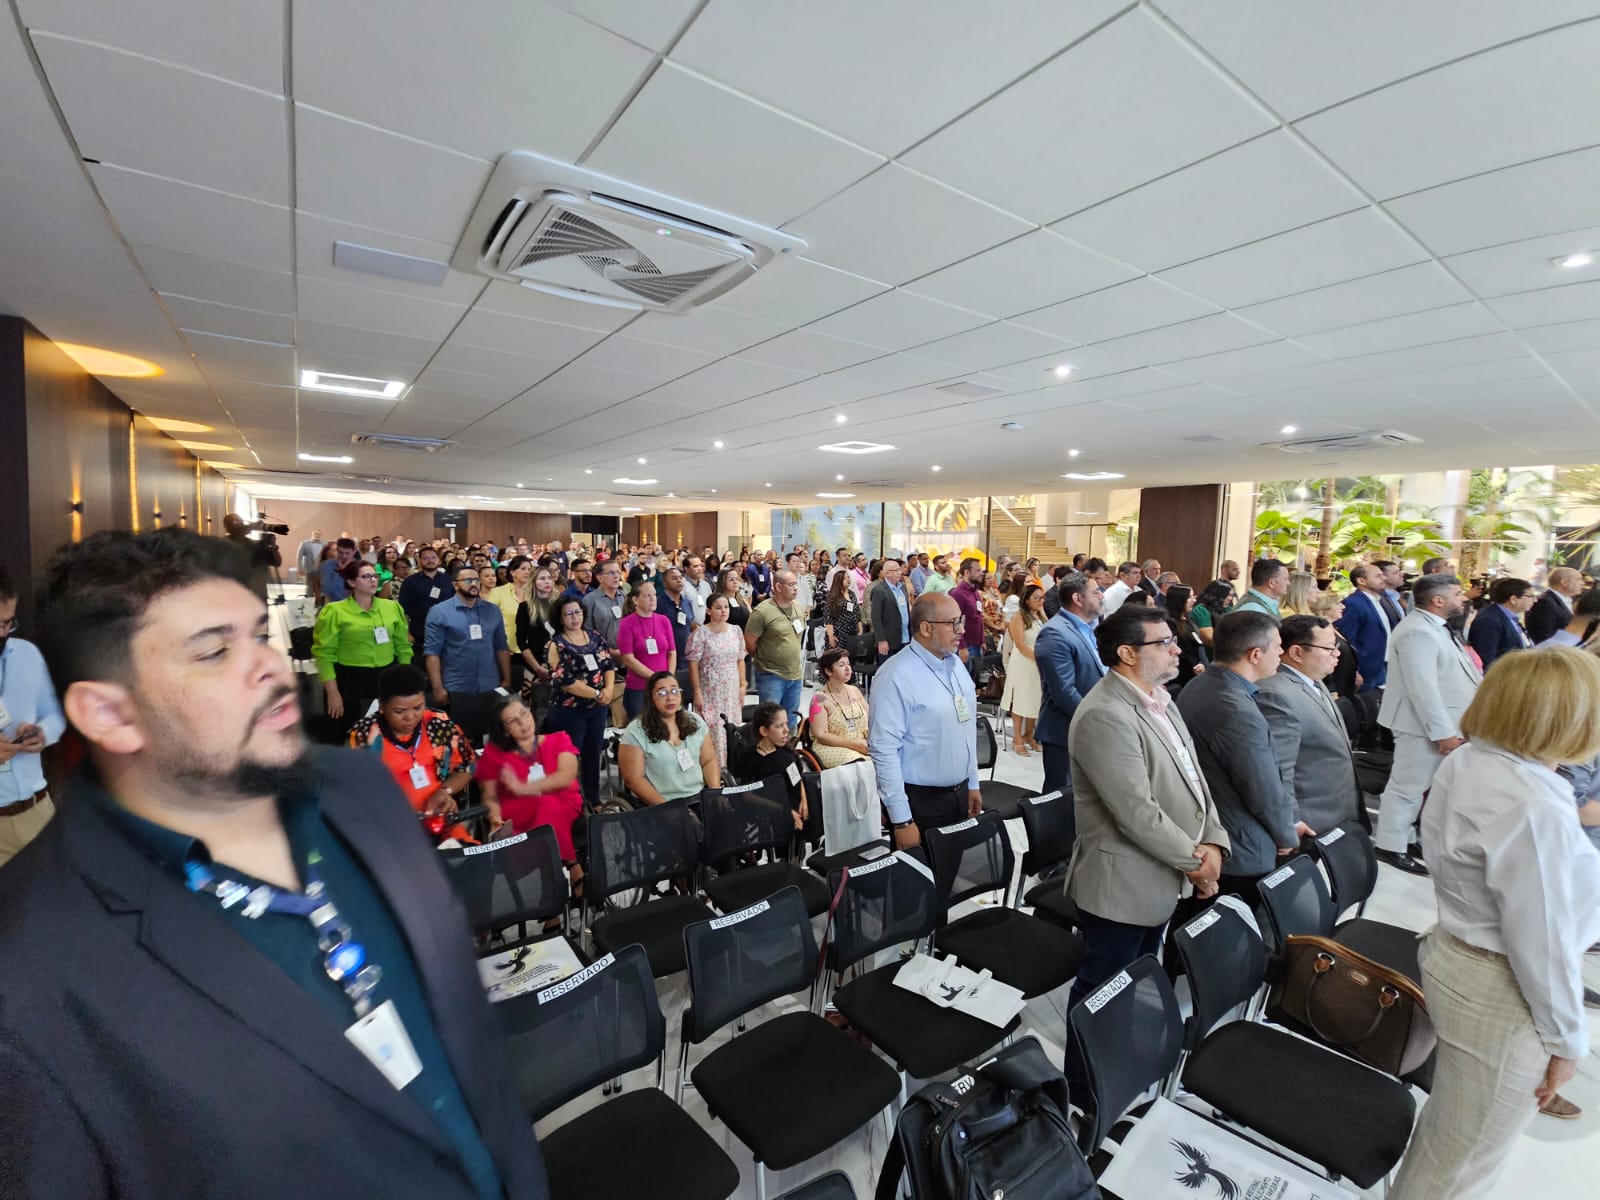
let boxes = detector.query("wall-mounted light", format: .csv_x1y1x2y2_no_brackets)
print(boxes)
69,500,84,513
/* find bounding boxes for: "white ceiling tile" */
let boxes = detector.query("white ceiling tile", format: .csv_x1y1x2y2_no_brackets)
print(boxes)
901,229,1138,319
295,214,485,305
1384,145,1600,257
783,164,1032,285
1092,312,1278,367
911,322,1074,374
1235,262,1473,338
587,64,883,228
297,275,466,340
1218,359,1366,396
1378,354,1554,397
674,0,1127,154
713,257,888,327
1521,319,1600,354
292,0,652,162
737,330,889,373
131,243,295,313
1102,381,1246,413
161,295,295,345
411,364,530,403
17,0,285,90
1485,280,1600,330
629,306,786,356
185,330,294,381
902,8,1274,222
1160,339,1328,383
806,290,990,351
819,354,962,400
296,321,440,366
530,361,665,403
546,0,699,51
667,355,814,402
1160,208,1428,308
1297,302,1504,358
294,107,493,245
1444,228,1600,299
1159,0,1599,119
1052,131,1365,271
428,343,563,387
475,280,639,331
570,334,717,379
1344,332,1532,378
34,35,288,203
1296,21,1600,200
91,165,290,272
1010,276,1218,344
449,307,609,360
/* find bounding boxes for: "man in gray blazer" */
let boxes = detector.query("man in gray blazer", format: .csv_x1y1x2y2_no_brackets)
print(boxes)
1256,615,1364,837
1374,574,1481,874
1177,610,1302,896
1064,606,1230,1058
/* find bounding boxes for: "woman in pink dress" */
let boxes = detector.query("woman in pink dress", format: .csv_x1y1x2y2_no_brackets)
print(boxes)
475,696,585,893
687,593,748,767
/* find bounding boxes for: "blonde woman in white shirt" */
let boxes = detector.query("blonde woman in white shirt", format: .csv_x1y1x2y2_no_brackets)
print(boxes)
1390,647,1600,1200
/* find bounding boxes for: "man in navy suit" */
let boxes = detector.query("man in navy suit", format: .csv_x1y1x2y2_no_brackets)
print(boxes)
1335,564,1391,692
1035,571,1109,807
1467,577,1535,672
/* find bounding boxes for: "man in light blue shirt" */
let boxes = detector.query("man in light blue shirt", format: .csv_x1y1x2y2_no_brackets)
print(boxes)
868,592,982,850
909,552,932,594
423,564,510,746
318,537,357,604
0,568,67,867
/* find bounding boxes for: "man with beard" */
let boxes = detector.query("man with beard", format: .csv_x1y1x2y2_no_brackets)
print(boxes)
0,529,548,1198
423,562,511,748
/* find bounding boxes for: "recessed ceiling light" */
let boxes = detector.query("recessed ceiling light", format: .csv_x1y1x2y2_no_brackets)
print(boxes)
835,473,845,481
1068,448,1080,458
1280,424,1298,435
1062,471,1125,481
931,465,941,472
621,506,643,512
1051,364,1074,379
298,452,354,464
1000,421,1022,431
1075,510,1100,516
834,413,848,424
612,476,657,485
515,482,524,488
584,468,593,474
819,440,895,455
765,482,772,487
713,440,725,449
655,228,672,237
54,342,163,378
710,488,717,493
666,492,676,498
1555,252,1594,269
816,492,855,499
149,418,214,433
299,369,407,399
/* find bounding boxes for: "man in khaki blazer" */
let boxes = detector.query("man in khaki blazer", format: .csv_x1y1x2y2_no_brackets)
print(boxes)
1063,605,1231,1047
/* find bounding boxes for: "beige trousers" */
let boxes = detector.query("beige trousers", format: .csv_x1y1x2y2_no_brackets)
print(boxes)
0,795,56,869
1389,931,1550,1200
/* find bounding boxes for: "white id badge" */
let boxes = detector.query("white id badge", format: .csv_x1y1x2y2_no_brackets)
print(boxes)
953,694,971,723
791,619,804,634
785,762,801,786
0,698,11,729
645,637,659,655
583,654,599,672
675,745,694,771
373,626,390,645
676,611,686,625
408,764,430,790
544,620,556,635
468,624,483,641
345,1000,423,1090
611,604,622,619
429,586,441,599
527,763,546,784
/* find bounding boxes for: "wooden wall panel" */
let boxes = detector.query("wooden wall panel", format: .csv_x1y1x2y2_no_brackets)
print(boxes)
1136,484,1224,592
263,498,574,569
619,512,717,550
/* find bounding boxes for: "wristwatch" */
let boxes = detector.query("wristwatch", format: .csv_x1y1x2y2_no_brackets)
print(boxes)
892,819,914,830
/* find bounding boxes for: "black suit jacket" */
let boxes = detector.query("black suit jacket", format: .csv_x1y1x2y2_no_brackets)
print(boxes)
1526,589,1570,645
0,748,548,1199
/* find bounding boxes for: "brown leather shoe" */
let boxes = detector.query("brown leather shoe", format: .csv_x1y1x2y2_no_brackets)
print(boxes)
1540,1094,1582,1120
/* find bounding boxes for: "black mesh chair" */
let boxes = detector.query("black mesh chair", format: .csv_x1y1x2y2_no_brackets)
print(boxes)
1171,902,1416,1189
1309,821,1423,984
924,812,1084,998
439,825,568,944
774,1172,855,1200
974,715,1038,821
846,632,878,693
1067,954,1186,1155
1015,788,1081,931
585,798,714,978
496,943,739,1200
700,781,830,917
680,887,901,1199
1253,853,1335,952
805,838,899,876
828,852,1018,1081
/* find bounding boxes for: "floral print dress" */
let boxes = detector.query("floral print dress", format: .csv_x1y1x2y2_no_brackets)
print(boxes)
687,623,746,766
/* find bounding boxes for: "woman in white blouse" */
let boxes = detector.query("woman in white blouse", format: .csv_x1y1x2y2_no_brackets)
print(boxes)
1390,647,1600,1200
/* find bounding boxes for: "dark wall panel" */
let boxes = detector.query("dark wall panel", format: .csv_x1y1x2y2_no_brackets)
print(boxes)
1137,484,1224,592
265,498,573,572
619,512,717,551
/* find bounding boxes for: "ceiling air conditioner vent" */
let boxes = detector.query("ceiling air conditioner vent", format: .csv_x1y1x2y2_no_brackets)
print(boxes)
1270,429,1422,454
452,151,805,314
850,479,907,489
350,433,455,453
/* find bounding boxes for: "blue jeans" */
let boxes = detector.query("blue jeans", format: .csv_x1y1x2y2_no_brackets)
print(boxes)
754,670,803,729
622,688,646,721
543,704,608,808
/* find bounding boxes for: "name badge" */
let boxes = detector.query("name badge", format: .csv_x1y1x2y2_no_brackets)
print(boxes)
675,745,694,771
345,1000,423,1090
0,698,11,728
468,624,483,640
611,604,622,619
408,764,430,790
374,626,390,645
676,611,686,625
844,716,858,733
544,620,555,635
953,694,971,722
428,586,441,599
645,637,659,655
785,762,801,786
583,654,599,672
791,619,804,634
527,763,546,784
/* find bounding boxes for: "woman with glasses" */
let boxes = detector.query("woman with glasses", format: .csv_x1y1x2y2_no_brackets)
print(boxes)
618,670,720,805
687,593,746,767
616,580,676,721
543,595,616,807
312,558,411,730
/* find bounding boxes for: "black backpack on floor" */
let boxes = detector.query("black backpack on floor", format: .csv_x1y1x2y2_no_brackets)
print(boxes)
874,1037,1100,1200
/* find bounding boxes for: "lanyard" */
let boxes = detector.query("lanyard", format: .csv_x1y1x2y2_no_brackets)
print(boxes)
184,860,383,1016
914,648,959,699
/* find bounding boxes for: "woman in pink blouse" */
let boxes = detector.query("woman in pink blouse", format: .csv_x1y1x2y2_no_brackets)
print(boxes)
615,580,677,721
475,695,584,877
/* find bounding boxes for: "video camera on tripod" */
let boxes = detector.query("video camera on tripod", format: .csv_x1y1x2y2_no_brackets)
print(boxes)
244,512,290,547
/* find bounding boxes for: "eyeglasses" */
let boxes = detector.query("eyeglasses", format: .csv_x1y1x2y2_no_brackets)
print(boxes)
356,574,379,581
1288,641,1340,653
653,687,682,698
1134,635,1179,648
924,618,965,631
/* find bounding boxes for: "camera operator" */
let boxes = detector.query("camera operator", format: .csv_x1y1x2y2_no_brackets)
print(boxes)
222,513,284,598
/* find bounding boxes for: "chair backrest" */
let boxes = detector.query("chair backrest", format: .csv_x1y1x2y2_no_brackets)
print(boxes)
848,632,876,663
494,942,663,1121
700,778,794,864
1255,853,1336,951
975,714,998,771
1017,789,1071,880
1067,955,1184,1155
584,797,703,904
682,885,816,1045
1309,821,1378,918
1171,900,1268,1051
439,825,568,931
923,811,1013,913
826,852,939,972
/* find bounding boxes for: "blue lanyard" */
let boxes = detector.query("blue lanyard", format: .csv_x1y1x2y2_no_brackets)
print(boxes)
184,860,383,1017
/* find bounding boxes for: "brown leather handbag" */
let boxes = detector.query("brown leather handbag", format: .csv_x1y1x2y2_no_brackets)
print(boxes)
1267,935,1436,1077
